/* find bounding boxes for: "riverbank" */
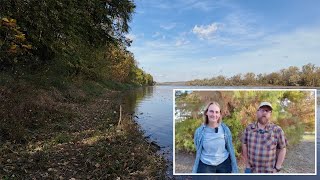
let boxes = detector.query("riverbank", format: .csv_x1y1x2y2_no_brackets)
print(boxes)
0,82,167,179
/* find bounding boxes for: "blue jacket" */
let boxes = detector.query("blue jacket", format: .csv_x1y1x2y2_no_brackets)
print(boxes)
192,123,239,173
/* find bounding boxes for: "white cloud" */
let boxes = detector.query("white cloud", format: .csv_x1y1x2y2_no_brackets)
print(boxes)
175,38,190,46
192,23,220,39
189,11,265,48
129,0,320,82
176,0,234,12
151,32,166,40
138,0,223,12
210,56,217,60
125,33,137,41
223,14,252,35
221,12,265,40
203,27,320,77
160,23,177,30
187,1,217,11
129,26,320,82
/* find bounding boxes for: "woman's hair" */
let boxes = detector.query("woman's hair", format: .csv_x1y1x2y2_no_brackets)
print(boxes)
203,101,222,124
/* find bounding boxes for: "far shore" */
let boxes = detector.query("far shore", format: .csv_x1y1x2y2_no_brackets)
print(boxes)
156,82,320,89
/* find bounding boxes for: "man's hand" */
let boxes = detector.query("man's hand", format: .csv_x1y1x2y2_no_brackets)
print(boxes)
244,168,252,173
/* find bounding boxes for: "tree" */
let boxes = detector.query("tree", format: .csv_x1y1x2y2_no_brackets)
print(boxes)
314,67,320,87
175,90,315,155
214,75,227,86
243,72,256,85
280,66,300,86
266,72,281,85
0,17,33,71
256,73,268,85
175,91,202,120
1,1,154,86
229,73,242,86
301,63,316,86
1,0,135,74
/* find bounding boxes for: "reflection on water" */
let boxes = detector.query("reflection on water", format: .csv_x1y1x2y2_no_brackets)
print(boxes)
125,86,320,177
125,86,174,157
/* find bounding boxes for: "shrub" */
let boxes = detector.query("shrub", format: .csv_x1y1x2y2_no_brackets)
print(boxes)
175,118,202,152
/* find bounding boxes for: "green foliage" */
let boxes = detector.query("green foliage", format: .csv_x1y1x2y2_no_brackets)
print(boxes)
175,118,202,152
175,90,315,157
129,66,154,86
223,116,245,157
0,0,153,87
281,117,304,146
0,17,33,71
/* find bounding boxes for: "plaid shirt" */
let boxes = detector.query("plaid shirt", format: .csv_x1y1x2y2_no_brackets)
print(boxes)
241,122,287,173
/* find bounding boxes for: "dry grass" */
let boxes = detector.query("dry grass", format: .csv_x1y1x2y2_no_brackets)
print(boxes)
0,83,167,179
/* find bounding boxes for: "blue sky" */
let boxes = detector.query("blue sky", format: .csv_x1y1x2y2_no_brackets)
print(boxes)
126,0,320,82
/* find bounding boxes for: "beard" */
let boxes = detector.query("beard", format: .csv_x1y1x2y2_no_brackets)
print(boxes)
258,116,269,125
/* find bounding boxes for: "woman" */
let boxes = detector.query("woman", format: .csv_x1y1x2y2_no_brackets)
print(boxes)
192,102,238,173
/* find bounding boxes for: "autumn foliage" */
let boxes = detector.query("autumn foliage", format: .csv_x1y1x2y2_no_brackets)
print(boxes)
188,64,320,87
175,90,315,157
0,0,153,86
0,17,33,70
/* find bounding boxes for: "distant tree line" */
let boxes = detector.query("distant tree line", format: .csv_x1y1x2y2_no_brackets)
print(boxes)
0,0,154,86
187,63,320,87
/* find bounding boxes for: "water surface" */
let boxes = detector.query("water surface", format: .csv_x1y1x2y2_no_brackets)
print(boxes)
126,86,319,178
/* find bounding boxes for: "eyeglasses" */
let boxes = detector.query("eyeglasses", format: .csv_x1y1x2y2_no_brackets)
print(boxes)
258,109,272,113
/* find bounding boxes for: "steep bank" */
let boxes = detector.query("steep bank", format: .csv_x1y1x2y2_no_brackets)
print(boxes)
0,81,166,179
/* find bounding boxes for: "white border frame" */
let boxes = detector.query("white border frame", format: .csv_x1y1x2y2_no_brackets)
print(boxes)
172,88,317,176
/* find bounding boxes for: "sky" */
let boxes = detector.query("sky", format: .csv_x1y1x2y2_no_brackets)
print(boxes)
126,0,320,82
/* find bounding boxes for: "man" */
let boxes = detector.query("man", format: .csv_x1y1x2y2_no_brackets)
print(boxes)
241,102,287,173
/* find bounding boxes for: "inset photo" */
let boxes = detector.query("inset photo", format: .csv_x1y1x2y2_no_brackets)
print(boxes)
173,89,317,175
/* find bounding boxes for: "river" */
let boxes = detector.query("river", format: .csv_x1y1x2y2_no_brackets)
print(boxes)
126,85,319,179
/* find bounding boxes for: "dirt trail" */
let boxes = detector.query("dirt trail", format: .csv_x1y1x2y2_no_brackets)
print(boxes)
175,151,195,174
282,138,315,173
175,137,315,174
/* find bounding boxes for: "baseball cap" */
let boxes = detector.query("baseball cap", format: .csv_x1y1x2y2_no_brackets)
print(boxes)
258,102,273,110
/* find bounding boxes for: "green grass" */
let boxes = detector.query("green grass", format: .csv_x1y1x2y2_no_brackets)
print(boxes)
54,133,72,144
302,133,315,142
